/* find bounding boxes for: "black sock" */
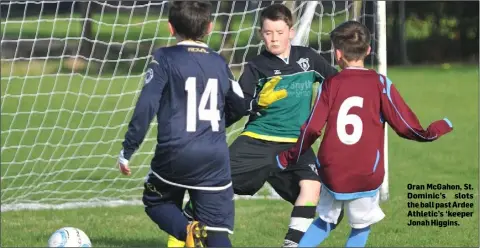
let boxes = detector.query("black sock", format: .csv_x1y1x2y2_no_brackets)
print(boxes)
283,206,316,247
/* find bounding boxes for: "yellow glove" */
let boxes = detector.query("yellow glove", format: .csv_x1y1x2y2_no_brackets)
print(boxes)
258,76,288,107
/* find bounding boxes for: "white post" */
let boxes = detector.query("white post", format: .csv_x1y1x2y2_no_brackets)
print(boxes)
352,1,362,21
291,1,319,46
377,1,389,202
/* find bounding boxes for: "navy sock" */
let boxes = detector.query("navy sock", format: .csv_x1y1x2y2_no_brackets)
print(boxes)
206,231,231,247
145,203,189,241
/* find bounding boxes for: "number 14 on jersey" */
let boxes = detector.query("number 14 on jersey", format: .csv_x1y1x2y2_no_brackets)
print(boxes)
185,77,221,132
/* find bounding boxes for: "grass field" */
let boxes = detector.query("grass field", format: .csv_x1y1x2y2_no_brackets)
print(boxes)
1,64,479,247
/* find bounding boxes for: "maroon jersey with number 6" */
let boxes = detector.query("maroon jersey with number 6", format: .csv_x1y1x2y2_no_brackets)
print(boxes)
277,67,453,195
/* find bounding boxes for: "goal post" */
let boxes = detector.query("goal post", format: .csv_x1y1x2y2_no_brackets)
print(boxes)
0,1,387,212
377,1,390,202
291,1,318,47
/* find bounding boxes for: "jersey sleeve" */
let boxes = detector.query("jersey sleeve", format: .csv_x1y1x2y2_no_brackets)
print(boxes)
239,62,262,114
278,80,330,165
121,56,168,160
224,66,246,127
379,75,453,142
311,48,338,81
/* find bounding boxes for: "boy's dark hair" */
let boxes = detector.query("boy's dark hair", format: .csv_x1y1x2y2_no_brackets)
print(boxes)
168,1,212,40
330,21,371,61
260,3,294,29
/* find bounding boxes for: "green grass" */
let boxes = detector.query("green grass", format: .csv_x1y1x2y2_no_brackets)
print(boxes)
1,64,479,246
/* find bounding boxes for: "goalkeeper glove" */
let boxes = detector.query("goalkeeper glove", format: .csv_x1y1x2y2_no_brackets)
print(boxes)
257,76,287,108
117,150,131,176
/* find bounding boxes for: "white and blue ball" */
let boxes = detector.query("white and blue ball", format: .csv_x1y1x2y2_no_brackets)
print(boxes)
48,227,92,247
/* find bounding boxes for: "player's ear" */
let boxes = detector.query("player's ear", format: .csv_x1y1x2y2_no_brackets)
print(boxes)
168,22,175,36
289,27,295,40
206,22,213,35
335,49,343,62
366,45,372,56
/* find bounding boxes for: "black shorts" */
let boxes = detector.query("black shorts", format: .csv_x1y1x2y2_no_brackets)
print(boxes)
230,135,320,204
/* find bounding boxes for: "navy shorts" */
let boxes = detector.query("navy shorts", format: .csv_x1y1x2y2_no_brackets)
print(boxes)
143,172,235,234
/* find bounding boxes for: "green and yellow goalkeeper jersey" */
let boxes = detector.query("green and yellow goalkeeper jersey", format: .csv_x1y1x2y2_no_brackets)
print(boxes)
238,46,338,143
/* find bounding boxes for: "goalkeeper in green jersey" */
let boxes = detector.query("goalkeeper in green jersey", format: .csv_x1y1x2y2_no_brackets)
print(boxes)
169,3,338,247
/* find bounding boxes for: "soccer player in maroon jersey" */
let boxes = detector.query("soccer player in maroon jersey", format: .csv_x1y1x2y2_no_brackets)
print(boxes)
276,20,453,247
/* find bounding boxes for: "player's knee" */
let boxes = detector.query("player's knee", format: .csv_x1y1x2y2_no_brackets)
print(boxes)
299,180,321,197
295,180,321,205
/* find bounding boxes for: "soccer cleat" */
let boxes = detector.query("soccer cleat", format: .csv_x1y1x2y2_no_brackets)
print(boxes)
185,221,208,248
167,235,185,247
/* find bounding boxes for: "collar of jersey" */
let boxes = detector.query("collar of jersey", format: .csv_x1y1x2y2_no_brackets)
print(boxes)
345,66,368,70
177,40,208,48
275,44,292,64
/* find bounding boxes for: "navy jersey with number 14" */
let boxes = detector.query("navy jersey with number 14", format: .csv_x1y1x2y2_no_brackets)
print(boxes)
121,41,245,188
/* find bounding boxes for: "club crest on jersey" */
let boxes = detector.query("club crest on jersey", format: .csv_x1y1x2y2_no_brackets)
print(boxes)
296,58,310,71
144,68,154,85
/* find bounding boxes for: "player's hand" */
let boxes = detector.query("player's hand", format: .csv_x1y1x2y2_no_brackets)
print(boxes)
429,118,454,138
275,154,288,170
117,150,131,176
258,76,287,108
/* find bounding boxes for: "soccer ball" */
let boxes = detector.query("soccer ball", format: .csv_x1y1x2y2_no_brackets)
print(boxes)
48,227,92,247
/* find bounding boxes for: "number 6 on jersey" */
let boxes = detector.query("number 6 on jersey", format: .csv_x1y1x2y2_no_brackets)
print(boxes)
185,77,221,132
337,96,364,145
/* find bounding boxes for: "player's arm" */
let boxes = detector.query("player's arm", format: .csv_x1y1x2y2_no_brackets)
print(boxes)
224,66,245,127
118,57,168,175
240,63,287,115
311,48,338,81
380,75,453,142
237,63,261,115
277,81,330,167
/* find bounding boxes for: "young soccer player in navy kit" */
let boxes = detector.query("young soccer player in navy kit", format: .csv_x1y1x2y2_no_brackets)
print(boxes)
117,2,245,247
